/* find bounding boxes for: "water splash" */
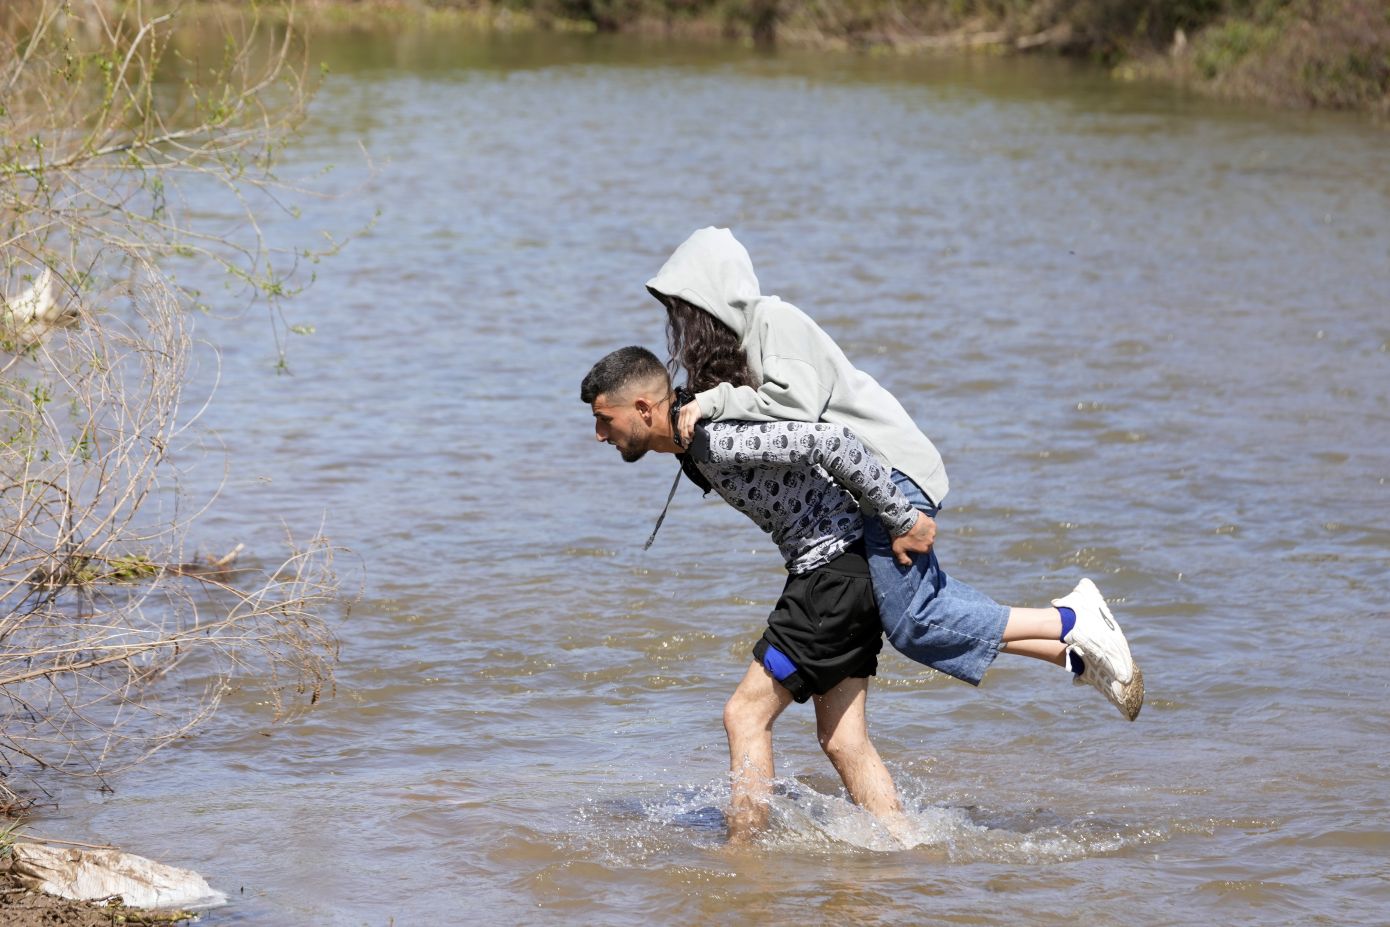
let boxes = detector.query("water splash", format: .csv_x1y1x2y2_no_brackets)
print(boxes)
573,772,1163,865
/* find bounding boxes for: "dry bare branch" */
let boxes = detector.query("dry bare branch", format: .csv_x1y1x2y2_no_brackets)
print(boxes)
1,1,346,801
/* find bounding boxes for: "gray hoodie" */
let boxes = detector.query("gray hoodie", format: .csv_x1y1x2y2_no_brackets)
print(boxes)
648,227,949,505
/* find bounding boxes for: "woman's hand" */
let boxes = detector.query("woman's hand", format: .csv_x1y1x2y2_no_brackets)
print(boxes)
677,395,703,445
890,511,936,566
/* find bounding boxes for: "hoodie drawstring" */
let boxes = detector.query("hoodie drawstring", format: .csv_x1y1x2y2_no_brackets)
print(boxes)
643,467,684,551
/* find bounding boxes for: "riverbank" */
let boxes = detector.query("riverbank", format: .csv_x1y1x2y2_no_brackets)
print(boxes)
0,868,193,927
278,0,1389,114
0,839,201,927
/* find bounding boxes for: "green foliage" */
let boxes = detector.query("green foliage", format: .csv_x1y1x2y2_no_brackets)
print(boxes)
1194,17,1276,78
94,554,160,583
48,553,162,586
0,820,21,856
1184,0,1389,110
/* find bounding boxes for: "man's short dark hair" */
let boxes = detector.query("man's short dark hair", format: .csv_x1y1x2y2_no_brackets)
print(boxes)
580,346,670,404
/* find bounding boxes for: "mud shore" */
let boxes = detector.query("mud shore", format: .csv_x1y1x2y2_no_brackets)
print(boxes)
0,862,195,927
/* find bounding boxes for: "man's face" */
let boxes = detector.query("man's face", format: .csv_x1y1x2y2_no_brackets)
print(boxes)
591,392,651,462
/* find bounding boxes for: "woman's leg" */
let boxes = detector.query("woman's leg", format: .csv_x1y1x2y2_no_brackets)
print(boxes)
1002,606,1062,641
1000,607,1067,665
1000,636,1068,665
864,471,1081,680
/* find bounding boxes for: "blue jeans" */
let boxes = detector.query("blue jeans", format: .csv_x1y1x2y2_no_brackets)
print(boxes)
862,471,1010,686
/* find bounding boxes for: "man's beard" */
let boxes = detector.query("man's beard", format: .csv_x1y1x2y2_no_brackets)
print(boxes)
620,445,648,463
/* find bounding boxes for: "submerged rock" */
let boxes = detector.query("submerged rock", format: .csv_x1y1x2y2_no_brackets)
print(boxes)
10,842,227,911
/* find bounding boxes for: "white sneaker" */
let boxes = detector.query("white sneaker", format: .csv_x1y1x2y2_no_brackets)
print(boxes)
1054,578,1134,685
1072,651,1145,721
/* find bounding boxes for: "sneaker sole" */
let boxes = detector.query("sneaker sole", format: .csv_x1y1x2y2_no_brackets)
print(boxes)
1116,660,1144,722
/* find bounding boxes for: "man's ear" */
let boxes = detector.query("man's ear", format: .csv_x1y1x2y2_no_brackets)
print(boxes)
633,396,654,422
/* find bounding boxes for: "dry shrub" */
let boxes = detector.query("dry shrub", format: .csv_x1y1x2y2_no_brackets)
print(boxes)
1,1,346,800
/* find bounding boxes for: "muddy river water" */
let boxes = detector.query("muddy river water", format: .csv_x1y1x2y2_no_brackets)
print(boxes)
33,26,1390,926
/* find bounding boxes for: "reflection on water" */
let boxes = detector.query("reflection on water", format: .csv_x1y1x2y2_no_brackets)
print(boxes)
34,26,1390,927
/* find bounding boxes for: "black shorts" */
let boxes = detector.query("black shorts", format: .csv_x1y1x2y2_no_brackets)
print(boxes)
752,542,882,703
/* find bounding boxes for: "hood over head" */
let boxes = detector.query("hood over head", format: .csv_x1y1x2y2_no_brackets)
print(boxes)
646,227,761,338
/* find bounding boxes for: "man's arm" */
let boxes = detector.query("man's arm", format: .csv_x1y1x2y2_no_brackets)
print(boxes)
690,420,928,552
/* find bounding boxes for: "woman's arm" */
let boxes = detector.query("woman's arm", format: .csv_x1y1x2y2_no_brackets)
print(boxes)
682,355,829,444
696,354,828,421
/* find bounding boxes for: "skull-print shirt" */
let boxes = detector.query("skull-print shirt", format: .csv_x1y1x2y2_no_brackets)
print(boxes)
686,420,918,574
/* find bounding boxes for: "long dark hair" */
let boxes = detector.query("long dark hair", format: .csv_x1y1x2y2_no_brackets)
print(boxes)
658,293,756,394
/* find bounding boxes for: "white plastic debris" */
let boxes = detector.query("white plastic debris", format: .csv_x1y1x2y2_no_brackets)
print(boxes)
3,267,55,325
11,842,229,910
2,266,79,347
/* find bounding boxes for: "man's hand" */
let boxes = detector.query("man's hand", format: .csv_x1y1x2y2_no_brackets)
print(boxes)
890,511,936,566
677,395,703,445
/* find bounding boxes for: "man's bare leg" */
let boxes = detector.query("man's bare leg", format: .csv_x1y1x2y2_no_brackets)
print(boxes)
723,661,793,844
812,677,911,841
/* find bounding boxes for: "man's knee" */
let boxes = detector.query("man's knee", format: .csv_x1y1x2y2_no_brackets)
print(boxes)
817,726,869,766
722,694,741,737
724,688,773,739
817,696,873,765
